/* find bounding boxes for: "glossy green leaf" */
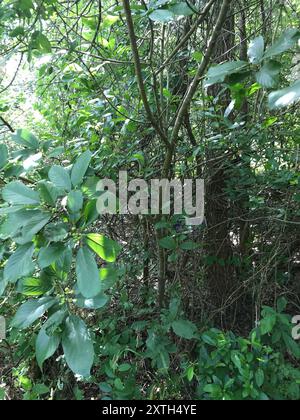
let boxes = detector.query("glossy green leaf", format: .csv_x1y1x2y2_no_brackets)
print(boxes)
149,9,174,22
62,315,94,378
264,28,300,59
268,80,300,109
4,243,35,283
11,297,57,330
75,293,109,310
86,233,121,262
71,150,92,187
205,61,248,87
76,247,101,298
256,60,281,88
67,190,83,213
18,276,52,296
38,243,66,269
38,181,59,206
48,166,72,191
36,310,66,369
248,36,265,64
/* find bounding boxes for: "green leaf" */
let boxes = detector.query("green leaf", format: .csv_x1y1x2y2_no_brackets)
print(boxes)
99,266,118,291
86,233,121,263
268,80,300,109
76,247,102,298
15,211,51,245
283,332,300,359
11,297,56,329
205,61,248,87
37,33,52,53
36,310,66,369
11,129,39,150
4,243,35,283
67,190,83,214
71,150,92,187
0,144,8,169
62,315,94,377
149,9,174,22
179,241,199,251
202,332,217,346
75,293,109,310
36,327,60,369
10,26,25,38
260,315,277,335
186,366,194,382
38,181,59,206
172,320,197,339
264,28,300,59
38,243,65,269
248,36,265,64
255,60,281,88
255,369,265,388
99,382,112,393
2,181,40,205
159,236,177,250
48,166,72,191
0,209,48,242
44,223,68,243
169,2,194,16
0,270,8,296
277,297,288,313
18,276,52,296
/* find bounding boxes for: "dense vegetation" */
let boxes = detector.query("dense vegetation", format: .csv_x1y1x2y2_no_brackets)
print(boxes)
0,0,300,400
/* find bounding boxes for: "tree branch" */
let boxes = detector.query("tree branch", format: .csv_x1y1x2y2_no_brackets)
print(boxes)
171,0,232,144
122,0,171,150
0,116,15,133
155,0,217,76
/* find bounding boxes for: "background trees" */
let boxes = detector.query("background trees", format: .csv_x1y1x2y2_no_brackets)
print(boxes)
0,0,300,400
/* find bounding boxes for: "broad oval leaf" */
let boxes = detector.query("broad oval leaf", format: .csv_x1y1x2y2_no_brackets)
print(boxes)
11,297,57,330
172,320,197,339
86,233,121,262
38,181,59,206
11,129,39,150
268,80,300,109
75,293,109,310
76,246,101,298
36,310,66,369
38,243,66,269
248,36,265,64
264,28,300,59
48,166,72,191
256,60,281,88
2,181,40,205
36,326,60,370
71,150,92,187
62,315,94,378
205,61,248,87
67,190,83,214
17,276,52,296
149,9,174,23
4,243,35,283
